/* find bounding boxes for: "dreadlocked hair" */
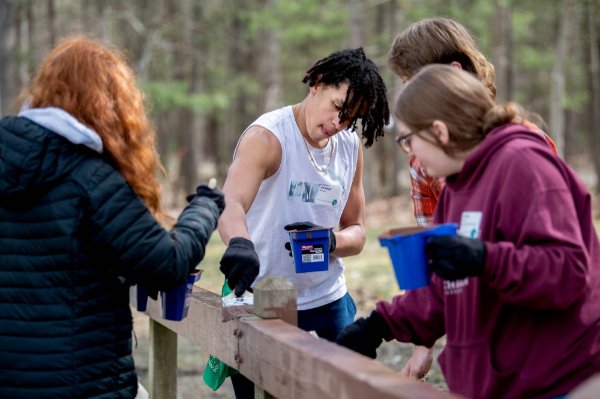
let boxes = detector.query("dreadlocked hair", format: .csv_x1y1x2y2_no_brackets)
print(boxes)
302,48,390,148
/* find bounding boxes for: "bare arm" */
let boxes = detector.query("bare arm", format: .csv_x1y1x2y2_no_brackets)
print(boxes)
332,144,366,257
400,346,434,380
218,126,282,245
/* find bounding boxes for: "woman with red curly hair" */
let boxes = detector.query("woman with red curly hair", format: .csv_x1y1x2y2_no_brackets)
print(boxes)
0,37,225,399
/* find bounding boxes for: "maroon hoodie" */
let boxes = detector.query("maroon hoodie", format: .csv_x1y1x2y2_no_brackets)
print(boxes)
376,124,600,399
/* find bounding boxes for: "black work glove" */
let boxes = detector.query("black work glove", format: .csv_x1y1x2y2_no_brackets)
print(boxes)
219,237,260,296
283,222,336,256
426,235,486,281
186,184,225,216
336,310,388,359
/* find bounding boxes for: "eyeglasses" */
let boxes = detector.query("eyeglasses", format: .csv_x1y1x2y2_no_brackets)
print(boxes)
395,131,416,154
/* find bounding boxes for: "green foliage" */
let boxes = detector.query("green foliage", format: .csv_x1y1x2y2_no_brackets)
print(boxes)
565,68,590,111
13,0,594,193
141,80,229,114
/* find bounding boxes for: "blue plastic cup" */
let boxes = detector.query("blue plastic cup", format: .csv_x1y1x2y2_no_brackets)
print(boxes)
135,285,149,312
379,224,457,290
288,228,330,273
160,269,203,321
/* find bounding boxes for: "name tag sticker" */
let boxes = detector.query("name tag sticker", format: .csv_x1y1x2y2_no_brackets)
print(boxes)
315,184,342,206
458,211,482,238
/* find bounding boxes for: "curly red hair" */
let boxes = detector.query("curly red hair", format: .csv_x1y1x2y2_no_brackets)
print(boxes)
25,37,164,216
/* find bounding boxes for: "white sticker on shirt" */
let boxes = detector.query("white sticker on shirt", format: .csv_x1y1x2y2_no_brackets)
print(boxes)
288,180,342,207
314,184,342,206
458,211,482,238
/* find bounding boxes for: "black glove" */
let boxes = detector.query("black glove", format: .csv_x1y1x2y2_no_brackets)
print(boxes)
283,222,336,255
147,287,159,301
336,310,388,359
219,237,260,296
186,184,225,216
426,235,486,280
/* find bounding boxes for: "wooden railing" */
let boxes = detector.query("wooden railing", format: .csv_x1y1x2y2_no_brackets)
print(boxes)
136,276,462,399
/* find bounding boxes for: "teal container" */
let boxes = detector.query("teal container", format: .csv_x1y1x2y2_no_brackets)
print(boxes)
160,269,202,321
379,224,457,290
288,228,330,273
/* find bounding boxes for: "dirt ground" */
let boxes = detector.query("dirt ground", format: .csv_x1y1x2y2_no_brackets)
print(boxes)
132,193,452,398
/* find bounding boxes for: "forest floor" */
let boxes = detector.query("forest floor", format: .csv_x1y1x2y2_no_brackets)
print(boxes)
132,192,450,398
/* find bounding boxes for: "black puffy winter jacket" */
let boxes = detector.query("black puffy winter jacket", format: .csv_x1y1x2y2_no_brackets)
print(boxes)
0,114,219,399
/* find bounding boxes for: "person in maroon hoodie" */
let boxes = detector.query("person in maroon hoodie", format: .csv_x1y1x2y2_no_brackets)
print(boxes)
336,64,600,399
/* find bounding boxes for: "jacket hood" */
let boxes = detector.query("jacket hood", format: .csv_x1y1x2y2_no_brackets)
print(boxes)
450,123,551,188
0,107,103,198
20,107,103,153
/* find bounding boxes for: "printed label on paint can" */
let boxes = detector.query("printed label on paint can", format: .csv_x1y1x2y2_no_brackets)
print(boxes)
301,244,325,263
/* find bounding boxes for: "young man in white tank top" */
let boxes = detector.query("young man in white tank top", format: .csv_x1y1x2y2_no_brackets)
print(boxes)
217,48,390,399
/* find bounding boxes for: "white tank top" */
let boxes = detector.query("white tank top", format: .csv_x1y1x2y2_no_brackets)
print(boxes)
236,106,359,310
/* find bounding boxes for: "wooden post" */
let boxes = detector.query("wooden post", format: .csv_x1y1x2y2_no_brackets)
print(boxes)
148,319,177,399
253,276,297,399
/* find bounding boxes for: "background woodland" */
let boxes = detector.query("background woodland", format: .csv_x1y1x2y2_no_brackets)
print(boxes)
1,0,599,204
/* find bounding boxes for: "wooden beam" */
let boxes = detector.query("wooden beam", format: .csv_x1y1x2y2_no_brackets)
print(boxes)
143,285,240,367
237,319,459,399
142,283,462,399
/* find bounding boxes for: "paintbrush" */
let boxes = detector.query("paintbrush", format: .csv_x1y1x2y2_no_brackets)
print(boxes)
221,290,254,322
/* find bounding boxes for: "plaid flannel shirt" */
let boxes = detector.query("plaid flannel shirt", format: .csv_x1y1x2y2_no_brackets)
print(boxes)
409,126,559,226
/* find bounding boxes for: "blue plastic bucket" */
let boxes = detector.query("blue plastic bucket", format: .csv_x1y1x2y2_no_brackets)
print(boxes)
160,269,202,321
288,228,330,273
135,285,149,312
379,224,457,290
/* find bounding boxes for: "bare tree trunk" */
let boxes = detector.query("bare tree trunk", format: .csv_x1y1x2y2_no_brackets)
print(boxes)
47,0,56,48
199,3,224,182
222,2,243,176
180,1,207,194
167,0,204,200
96,0,109,40
348,0,365,49
587,0,600,192
0,0,17,114
26,0,35,76
348,0,374,199
222,0,257,177
258,0,281,113
492,0,513,103
389,0,406,196
261,31,281,112
550,0,573,159
14,0,24,97
374,0,391,198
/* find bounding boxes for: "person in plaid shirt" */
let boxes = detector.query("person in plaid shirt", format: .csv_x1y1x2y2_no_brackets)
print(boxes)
386,16,559,379
409,129,557,225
